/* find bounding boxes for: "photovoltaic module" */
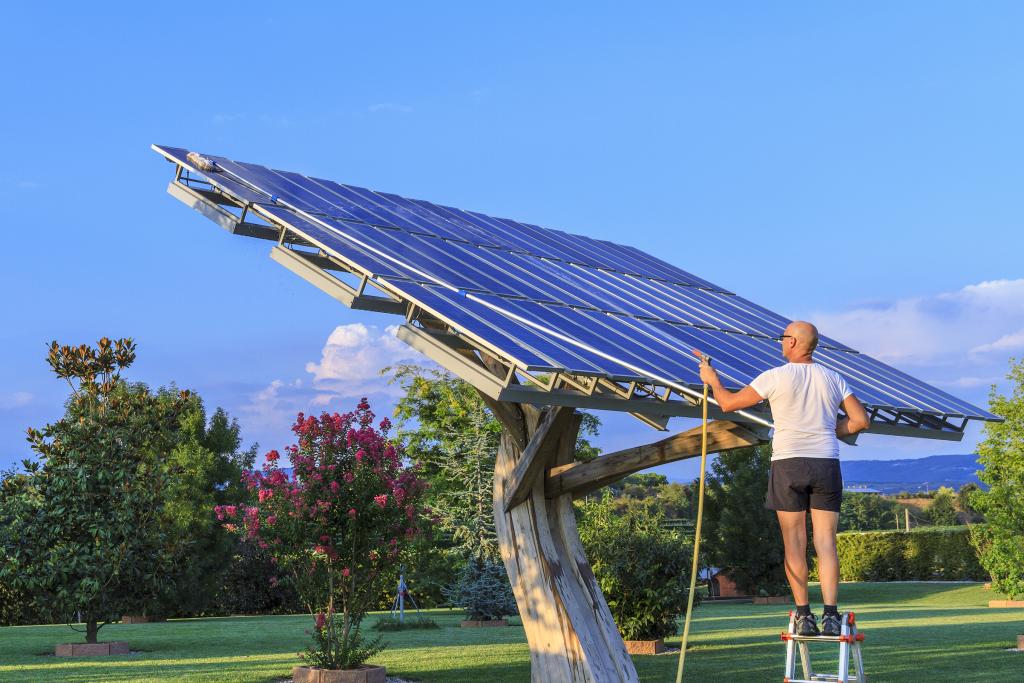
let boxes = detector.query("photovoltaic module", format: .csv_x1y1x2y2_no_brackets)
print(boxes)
153,144,999,440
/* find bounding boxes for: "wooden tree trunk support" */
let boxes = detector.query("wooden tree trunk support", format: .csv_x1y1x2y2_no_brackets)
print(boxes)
491,401,640,683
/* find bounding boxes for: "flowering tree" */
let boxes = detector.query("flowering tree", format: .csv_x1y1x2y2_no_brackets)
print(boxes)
217,399,427,669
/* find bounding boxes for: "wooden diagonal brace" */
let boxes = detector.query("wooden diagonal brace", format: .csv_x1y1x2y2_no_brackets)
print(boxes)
545,420,762,499
503,406,573,512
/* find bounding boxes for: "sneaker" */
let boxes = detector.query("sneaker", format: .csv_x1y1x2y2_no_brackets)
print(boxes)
821,611,842,637
795,612,820,637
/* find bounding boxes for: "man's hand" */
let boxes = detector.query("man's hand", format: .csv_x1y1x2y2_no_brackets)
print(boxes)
690,348,764,412
691,348,719,387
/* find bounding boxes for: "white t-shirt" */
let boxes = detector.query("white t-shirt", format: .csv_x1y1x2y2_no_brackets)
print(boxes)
749,362,853,461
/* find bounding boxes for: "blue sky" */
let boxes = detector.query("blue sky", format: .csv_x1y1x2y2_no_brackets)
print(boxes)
2,3,1021,480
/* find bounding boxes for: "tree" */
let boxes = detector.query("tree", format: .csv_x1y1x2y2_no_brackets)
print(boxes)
0,338,188,643
388,364,601,557
159,394,256,616
840,492,902,531
701,445,788,596
0,468,35,626
386,364,600,618
926,486,959,526
576,492,694,640
970,358,1024,598
230,400,428,670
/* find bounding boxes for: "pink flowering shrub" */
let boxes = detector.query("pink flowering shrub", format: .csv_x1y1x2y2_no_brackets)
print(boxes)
215,398,428,670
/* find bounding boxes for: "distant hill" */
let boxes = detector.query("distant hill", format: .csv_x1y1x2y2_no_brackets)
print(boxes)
842,453,982,494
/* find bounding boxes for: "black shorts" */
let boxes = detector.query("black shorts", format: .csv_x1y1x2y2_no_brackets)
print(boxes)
765,457,843,512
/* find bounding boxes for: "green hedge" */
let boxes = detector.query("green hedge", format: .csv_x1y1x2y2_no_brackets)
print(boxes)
823,526,985,582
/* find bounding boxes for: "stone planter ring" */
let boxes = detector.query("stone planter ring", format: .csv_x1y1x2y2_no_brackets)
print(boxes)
292,664,387,683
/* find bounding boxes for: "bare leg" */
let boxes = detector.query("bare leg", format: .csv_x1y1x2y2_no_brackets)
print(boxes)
810,508,840,606
776,510,809,605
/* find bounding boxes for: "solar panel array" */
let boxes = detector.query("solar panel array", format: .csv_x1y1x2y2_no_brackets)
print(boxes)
153,144,998,427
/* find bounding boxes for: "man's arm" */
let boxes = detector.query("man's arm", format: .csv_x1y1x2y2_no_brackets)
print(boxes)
836,394,870,437
691,349,765,412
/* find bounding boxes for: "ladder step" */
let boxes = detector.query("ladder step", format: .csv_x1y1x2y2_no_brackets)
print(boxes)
782,611,866,683
782,634,865,643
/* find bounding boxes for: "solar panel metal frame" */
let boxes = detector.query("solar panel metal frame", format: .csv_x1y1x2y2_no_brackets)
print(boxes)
153,144,1000,441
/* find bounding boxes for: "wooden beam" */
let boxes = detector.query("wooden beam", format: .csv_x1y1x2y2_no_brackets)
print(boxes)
545,420,762,499
503,406,572,512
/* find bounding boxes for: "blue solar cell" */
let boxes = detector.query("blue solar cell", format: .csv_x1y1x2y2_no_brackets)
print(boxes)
479,295,696,385
613,243,725,291
375,192,508,247
261,206,535,298
383,281,633,377
255,207,415,280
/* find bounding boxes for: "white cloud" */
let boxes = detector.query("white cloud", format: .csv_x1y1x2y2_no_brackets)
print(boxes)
970,328,1024,356
235,324,429,444
810,278,1024,368
368,103,414,114
304,323,421,398
0,392,32,410
933,375,1003,389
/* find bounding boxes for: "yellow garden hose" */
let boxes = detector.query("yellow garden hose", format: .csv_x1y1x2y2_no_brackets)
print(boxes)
675,375,710,683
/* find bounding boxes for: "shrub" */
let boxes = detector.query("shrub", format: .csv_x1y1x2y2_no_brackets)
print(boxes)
442,556,518,621
970,524,1022,595
209,537,302,615
577,492,694,641
925,487,959,527
828,527,985,581
372,615,439,631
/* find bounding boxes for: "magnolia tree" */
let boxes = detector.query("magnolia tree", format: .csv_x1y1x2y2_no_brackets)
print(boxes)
218,400,428,670
0,338,187,643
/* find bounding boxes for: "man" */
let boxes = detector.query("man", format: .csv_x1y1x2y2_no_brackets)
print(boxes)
692,321,870,636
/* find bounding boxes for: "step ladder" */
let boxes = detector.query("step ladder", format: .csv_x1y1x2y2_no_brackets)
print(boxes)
781,611,866,683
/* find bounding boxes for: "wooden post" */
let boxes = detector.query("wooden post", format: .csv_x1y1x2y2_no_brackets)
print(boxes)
489,399,640,683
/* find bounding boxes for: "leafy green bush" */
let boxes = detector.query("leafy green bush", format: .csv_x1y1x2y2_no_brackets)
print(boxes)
925,487,959,526
970,358,1024,598
828,527,985,581
209,537,302,615
970,524,1022,597
577,492,694,641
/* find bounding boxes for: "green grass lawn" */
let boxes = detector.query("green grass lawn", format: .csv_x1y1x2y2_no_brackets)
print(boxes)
1,583,1021,682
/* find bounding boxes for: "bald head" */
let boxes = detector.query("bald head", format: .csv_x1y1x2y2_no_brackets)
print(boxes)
781,321,819,361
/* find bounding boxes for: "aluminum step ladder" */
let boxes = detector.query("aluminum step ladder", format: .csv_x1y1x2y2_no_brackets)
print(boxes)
781,611,866,683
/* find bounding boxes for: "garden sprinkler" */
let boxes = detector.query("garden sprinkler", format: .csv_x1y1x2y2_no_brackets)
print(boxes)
676,353,712,683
